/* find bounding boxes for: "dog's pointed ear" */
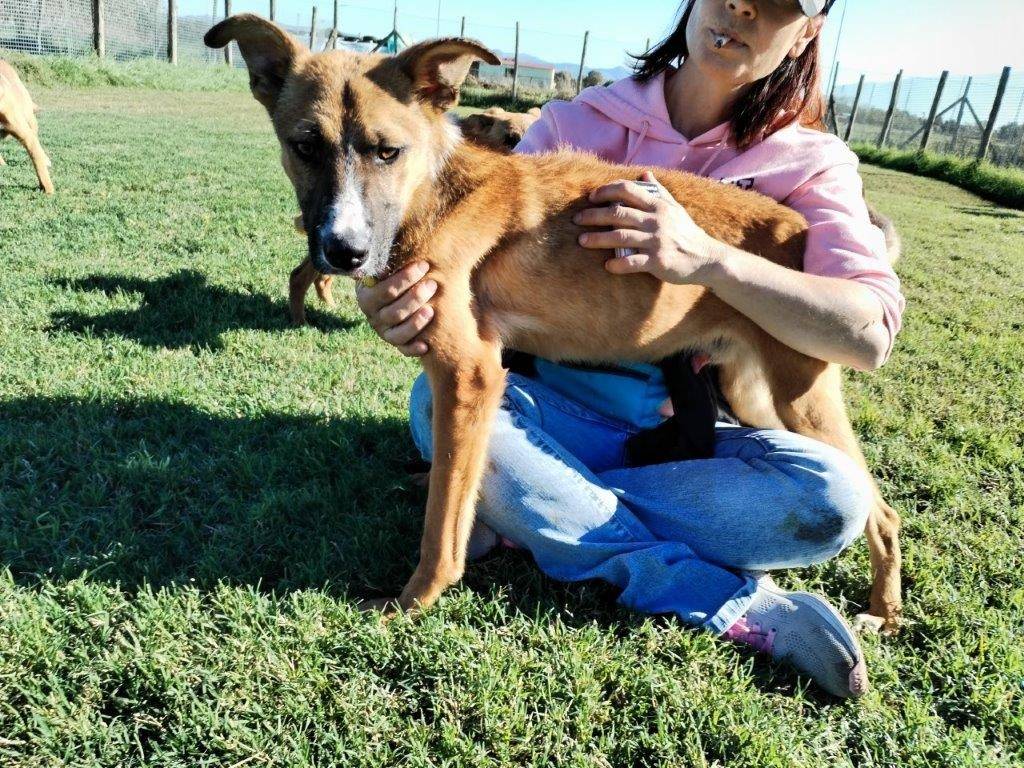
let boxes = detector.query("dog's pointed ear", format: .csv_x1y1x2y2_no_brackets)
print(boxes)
395,38,500,112
204,14,306,112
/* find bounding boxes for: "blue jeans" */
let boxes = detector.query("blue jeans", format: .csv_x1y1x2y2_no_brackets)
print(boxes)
408,372,872,634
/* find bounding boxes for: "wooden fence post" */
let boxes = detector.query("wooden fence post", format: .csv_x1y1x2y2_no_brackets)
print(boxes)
920,70,949,151
826,60,839,104
269,0,275,21
460,16,465,36
978,66,1012,162
34,0,43,53
950,77,972,152
825,60,839,130
92,0,105,58
576,31,589,95
332,0,339,49
310,6,317,49
167,0,177,64
511,22,520,101
878,69,902,148
843,74,865,143
223,0,232,64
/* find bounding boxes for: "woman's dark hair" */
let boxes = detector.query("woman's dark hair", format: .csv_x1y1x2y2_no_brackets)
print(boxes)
632,1,826,148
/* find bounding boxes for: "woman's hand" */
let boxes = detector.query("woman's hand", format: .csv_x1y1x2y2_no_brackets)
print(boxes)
574,170,723,286
355,261,437,357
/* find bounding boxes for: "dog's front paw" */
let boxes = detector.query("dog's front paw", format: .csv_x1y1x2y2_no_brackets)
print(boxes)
357,597,402,620
853,612,901,636
853,612,884,635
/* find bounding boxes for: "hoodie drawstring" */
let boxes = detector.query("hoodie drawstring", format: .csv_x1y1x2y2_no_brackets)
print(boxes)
624,119,651,165
696,140,729,178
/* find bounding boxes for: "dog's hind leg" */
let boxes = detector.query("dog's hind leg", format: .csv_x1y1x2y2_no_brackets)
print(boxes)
368,281,505,616
288,257,318,325
721,344,903,634
773,362,902,634
784,400,901,633
10,125,53,194
856,497,902,635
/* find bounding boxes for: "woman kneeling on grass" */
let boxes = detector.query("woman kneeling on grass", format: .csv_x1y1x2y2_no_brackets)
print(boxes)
357,0,904,698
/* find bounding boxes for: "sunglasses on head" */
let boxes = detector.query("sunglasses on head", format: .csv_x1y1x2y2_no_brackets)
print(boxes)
764,0,836,14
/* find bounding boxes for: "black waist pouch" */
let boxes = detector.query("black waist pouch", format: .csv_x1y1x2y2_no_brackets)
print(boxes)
623,352,721,466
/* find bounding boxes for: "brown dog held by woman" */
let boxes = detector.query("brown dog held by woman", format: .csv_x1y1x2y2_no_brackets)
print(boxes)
0,59,54,194
205,15,901,634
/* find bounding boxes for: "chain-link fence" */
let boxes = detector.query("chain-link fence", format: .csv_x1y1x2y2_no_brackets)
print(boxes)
829,65,1024,168
1,0,651,93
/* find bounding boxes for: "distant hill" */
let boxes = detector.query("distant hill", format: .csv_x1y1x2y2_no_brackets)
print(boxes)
492,49,634,83
554,63,636,83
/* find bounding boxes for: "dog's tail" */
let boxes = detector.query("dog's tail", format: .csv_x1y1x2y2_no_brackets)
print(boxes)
867,205,901,266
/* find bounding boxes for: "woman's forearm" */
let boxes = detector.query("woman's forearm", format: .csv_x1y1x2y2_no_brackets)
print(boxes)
703,243,890,371
574,175,894,370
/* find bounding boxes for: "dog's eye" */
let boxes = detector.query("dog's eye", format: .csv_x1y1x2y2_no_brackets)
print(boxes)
292,140,317,161
377,146,401,164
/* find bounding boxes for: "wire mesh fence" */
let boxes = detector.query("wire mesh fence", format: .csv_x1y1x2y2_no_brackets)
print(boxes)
829,65,1024,168
1,0,93,56
1,0,649,94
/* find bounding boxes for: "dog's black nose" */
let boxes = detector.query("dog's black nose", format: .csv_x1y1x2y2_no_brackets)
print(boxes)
321,236,367,272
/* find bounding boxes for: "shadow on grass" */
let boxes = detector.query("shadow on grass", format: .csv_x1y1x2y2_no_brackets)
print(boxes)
49,270,355,350
953,205,1023,220
0,395,648,619
0,395,421,595
0,166,47,194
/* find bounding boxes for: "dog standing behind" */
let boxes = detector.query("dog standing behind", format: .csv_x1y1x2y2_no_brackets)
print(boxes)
0,60,54,194
288,106,542,325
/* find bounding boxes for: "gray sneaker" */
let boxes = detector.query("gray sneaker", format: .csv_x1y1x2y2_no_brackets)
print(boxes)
723,582,869,698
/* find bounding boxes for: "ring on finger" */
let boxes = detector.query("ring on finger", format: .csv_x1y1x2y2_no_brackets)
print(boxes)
615,241,644,259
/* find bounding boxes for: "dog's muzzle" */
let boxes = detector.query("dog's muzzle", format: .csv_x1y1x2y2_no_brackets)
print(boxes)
314,230,370,275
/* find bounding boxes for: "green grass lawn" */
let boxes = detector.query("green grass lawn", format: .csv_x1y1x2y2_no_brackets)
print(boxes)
1,85,1022,767
850,143,1024,211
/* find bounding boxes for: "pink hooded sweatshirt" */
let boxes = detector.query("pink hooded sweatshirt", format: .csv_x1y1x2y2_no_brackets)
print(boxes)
514,68,905,360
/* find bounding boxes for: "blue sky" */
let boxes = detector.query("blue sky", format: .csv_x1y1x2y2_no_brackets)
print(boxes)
186,0,1023,78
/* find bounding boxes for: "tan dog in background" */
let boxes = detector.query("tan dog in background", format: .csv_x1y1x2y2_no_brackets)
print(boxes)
288,105,543,325
0,60,54,194
206,15,902,634
458,105,541,151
